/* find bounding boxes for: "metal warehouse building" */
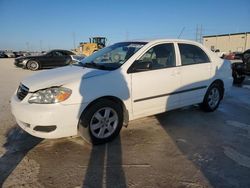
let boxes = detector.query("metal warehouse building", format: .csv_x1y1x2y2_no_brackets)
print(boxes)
203,32,250,53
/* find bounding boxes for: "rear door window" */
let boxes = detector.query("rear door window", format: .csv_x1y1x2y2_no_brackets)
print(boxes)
178,44,210,65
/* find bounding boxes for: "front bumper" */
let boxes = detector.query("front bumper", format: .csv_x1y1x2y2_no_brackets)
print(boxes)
11,94,86,139
14,60,25,68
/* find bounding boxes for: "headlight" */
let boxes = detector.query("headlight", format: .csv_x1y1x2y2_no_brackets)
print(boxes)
28,87,72,104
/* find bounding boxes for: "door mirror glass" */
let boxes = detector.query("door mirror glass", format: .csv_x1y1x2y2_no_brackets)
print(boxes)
128,43,176,73
129,60,152,73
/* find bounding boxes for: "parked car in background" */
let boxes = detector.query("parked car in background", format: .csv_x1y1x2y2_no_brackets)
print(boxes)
3,51,15,58
242,49,250,63
0,51,5,58
223,51,243,60
212,49,226,58
13,51,24,58
11,39,232,144
14,49,76,70
232,49,250,84
233,52,243,60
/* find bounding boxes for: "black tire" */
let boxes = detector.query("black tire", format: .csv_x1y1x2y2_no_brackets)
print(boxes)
26,60,39,71
233,71,245,84
246,57,250,64
200,83,223,112
80,99,123,145
243,52,250,64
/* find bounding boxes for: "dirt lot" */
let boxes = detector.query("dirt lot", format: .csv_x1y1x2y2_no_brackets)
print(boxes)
0,58,250,188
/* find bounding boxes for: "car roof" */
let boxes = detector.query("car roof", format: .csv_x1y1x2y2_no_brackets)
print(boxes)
122,39,202,45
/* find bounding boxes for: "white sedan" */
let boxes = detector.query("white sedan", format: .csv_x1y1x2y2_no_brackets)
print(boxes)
11,39,232,144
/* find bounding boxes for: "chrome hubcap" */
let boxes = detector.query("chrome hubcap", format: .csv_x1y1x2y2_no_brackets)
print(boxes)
28,61,38,70
208,88,220,108
90,107,118,139
31,63,37,68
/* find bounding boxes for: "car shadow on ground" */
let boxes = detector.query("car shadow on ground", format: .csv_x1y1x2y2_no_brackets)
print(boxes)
0,125,42,187
82,136,127,188
236,76,250,87
156,102,250,187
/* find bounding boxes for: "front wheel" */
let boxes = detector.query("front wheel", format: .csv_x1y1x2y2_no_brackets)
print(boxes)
81,99,123,145
26,60,39,71
200,83,223,112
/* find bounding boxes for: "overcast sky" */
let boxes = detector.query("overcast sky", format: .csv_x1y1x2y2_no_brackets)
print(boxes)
0,0,249,51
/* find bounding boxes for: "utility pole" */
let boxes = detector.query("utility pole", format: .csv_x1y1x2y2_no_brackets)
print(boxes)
244,32,247,51
195,24,203,43
25,42,30,51
72,32,76,49
125,31,129,41
200,25,203,43
40,40,43,51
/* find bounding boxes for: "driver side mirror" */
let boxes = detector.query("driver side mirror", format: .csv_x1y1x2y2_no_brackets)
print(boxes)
127,60,152,73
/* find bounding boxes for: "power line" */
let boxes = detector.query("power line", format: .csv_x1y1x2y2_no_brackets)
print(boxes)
178,27,185,39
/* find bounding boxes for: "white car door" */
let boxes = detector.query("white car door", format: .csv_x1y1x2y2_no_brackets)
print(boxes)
129,43,181,119
177,43,211,106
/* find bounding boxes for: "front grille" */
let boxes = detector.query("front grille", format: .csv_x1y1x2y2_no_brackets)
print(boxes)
17,84,29,101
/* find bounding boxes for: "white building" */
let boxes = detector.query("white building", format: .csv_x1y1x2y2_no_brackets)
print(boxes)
203,32,250,53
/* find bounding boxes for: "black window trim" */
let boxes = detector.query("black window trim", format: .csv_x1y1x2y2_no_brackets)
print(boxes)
180,61,211,67
178,43,211,66
128,63,178,74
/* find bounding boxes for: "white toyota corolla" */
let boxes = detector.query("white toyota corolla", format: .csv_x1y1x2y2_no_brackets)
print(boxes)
11,39,232,144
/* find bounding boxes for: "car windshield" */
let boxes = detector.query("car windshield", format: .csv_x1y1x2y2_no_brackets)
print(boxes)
45,50,54,55
78,42,146,70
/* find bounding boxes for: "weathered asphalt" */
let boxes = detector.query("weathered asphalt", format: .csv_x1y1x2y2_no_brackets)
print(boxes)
0,59,250,188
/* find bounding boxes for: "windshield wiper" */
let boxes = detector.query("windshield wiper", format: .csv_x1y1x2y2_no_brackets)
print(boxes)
83,62,100,68
83,62,112,70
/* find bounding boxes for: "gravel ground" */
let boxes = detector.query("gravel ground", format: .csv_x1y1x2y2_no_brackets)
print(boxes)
0,58,250,188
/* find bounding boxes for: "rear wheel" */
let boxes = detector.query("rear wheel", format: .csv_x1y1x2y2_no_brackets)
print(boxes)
200,83,223,112
246,57,250,64
233,71,245,84
81,99,123,145
243,52,250,64
26,60,39,71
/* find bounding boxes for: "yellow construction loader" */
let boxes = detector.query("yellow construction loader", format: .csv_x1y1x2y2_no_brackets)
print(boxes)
79,37,107,57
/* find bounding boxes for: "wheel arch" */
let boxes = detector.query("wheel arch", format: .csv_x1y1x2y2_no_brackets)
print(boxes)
209,79,224,99
80,96,129,127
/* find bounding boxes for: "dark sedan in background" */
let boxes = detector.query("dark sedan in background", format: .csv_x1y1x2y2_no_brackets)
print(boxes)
232,49,250,84
14,49,76,70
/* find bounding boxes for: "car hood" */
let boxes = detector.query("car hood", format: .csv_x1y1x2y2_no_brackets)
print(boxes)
22,65,109,92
